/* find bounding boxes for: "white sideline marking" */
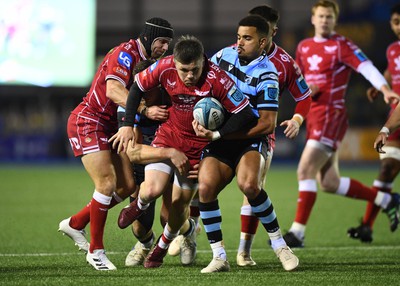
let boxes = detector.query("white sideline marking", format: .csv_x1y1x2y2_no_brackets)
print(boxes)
1,245,399,257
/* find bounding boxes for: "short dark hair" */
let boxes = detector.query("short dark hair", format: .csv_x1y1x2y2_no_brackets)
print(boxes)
391,3,400,16
238,15,270,37
173,35,204,64
248,5,280,25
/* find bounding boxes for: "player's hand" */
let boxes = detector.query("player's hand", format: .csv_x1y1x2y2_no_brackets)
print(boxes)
168,148,190,176
366,87,379,103
280,119,300,139
146,105,169,121
382,89,400,105
192,120,213,140
373,133,388,153
187,163,199,179
108,126,135,154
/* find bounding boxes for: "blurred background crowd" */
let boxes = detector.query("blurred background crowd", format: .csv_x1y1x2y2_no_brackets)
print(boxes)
0,0,397,162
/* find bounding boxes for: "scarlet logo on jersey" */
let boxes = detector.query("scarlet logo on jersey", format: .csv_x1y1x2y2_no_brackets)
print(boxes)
85,137,92,143
324,45,337,54
301,47,310,53
313,129,322,136
307,55,323,71
167,79,176,88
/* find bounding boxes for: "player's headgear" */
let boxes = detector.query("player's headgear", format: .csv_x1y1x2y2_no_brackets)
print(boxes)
139,17,174,57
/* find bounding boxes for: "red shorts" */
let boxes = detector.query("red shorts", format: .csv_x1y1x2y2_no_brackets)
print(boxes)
306,105,348,151
152,122,208,168
67,113,117,157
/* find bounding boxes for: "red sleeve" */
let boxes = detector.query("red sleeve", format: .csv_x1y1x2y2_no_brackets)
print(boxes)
339,37,370,70
136,60,163,91
294,96,311,119
211,68,249,114
106,45,138,87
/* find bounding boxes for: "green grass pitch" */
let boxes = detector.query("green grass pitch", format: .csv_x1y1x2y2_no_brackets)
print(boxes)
0,164,399,285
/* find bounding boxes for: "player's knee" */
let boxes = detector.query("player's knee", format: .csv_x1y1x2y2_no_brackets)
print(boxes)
237,181,259,199
95,176,117,196
142,183,163,201
319,179,338,193
198,181,217,203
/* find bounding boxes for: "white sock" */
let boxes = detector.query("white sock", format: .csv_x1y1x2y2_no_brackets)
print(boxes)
289,222,306,240
211,241,226,260
237,232,255,254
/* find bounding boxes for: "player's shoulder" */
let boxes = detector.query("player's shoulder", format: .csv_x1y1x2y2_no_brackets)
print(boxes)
110,39,142,64
331,33,356,47
214,45,237,59
148,55,174,73
270,43,295,63
387,41,400,52
297,37,314,47
158,55,174,66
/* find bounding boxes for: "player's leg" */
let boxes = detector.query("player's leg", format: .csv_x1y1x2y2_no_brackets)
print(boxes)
284,140,331,247
81,150,124,271
198,156,233,273
319,152,400,233
236,149,298,271
118,163,171,229
144,174,197,268
236,196,259,266
168,192,202,257
125,202,156,266
236,153,272,267
348,145,400,242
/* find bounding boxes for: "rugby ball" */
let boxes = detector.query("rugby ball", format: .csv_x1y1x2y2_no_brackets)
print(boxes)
193,97,225,131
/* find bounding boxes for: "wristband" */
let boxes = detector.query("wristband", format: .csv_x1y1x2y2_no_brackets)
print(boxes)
211,131,221,141
292,114,304,126
379,126,390,136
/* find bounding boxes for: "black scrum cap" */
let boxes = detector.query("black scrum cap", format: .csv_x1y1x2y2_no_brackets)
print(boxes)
139,17,174,57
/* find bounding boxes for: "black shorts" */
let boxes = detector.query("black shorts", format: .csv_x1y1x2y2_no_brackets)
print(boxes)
201,137,270,170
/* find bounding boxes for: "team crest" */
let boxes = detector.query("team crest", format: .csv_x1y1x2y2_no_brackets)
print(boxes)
307,55,322,71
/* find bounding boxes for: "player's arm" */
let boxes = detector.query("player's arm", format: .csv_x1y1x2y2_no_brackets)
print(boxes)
106,79,129,108
109,82,145,153
221,109,277,139
279,60,312,139
358,61,400,104
192,104,256,141
366,69,391,102
126,142,189,176
374,102,400,153
280,100,310,139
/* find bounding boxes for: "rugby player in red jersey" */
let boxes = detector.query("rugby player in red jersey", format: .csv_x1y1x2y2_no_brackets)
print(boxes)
109,35,256,268
348,3,400,243
58,18,174,270
284,0,400,248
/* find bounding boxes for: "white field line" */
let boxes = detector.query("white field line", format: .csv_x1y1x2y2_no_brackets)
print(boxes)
1,245,400,257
